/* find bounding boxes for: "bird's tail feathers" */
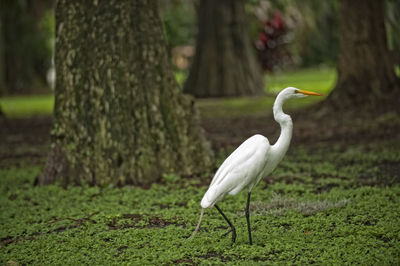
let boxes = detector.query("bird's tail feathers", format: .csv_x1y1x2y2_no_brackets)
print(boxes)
188,208,205,240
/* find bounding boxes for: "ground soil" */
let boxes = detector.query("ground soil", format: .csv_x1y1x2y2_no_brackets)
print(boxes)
0,117,51,167
202,110,400,150
1,110,399,168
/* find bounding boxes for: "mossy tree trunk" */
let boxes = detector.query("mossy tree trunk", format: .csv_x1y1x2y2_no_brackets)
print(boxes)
39,1,212,186
184,0,264,98
325,0,400,111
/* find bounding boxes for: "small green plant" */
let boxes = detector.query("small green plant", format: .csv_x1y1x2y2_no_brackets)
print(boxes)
162,173,181,185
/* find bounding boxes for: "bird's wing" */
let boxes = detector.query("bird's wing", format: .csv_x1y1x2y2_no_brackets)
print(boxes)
210,134,270,188
201,135,270,208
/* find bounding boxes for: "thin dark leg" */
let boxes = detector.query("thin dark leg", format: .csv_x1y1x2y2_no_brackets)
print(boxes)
215,204,236,243
246,192,253,245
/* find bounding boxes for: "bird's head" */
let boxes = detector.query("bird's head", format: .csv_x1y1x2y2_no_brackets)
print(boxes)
274,87,325,118
282,87,325,99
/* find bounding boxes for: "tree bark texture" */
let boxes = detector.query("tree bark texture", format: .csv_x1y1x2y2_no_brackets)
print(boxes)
326,0,400,111
184,0,264,98
39,1,212,186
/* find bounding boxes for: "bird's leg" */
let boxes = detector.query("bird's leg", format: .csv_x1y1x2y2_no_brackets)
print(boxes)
221,228,233,237
246,192,253,245
215,204,236,243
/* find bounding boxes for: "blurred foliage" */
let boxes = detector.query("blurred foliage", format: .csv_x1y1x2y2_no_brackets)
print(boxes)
159,0,341,72
253,12,294,71
293,0,339,67
159,0,197,49
246,0,339,70
247,0,399,69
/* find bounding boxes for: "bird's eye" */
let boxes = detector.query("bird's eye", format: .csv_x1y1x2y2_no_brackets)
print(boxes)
294,90,300,93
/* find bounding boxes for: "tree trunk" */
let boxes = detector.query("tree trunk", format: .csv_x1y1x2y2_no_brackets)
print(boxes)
0,13,4,117
39,1,212,187
0,12,5,95
184,0,264,98
325,0,400,111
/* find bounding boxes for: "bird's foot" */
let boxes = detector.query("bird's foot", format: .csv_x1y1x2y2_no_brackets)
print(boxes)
221,228,236,243
221,229,232,237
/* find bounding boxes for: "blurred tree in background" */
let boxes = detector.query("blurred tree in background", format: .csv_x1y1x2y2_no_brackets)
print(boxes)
39,1,212,186
0,0,54,95
184,0,264,97
325,0,400,111
386,0,400,66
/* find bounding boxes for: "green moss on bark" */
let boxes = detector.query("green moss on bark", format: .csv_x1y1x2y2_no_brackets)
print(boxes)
40,1,212,186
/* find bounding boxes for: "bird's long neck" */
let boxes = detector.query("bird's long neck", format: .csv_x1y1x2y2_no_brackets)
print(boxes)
271,94,293,162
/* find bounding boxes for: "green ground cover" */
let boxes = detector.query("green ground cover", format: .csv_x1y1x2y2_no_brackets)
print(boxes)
2,67,399,264
1,140,399,264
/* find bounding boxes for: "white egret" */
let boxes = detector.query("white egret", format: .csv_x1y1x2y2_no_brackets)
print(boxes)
189,87,324,244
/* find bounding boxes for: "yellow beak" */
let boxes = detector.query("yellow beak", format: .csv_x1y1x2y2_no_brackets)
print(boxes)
297,89,325,96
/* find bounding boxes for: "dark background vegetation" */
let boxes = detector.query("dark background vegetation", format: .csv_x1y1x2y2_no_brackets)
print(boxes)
1,0,399,264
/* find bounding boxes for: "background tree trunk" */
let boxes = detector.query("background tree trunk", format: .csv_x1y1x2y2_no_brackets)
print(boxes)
0,13,4,95
39,1,212,186
0,14,5,117
325,0,400,111
1,0,53,95
184,0,264,98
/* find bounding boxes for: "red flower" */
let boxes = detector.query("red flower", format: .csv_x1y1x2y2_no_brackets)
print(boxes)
272,13,284,29
258,32,268,43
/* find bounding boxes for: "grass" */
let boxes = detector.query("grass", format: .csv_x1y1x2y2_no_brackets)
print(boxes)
1,141,400,264
0,94,54,118
265,67,336,94
198,67,336,118
197,93,324,118
0,67,336,118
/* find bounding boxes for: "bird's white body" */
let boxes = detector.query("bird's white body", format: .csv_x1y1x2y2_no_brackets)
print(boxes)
201,135,271,208
201,88,295,209
189,87,323,243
